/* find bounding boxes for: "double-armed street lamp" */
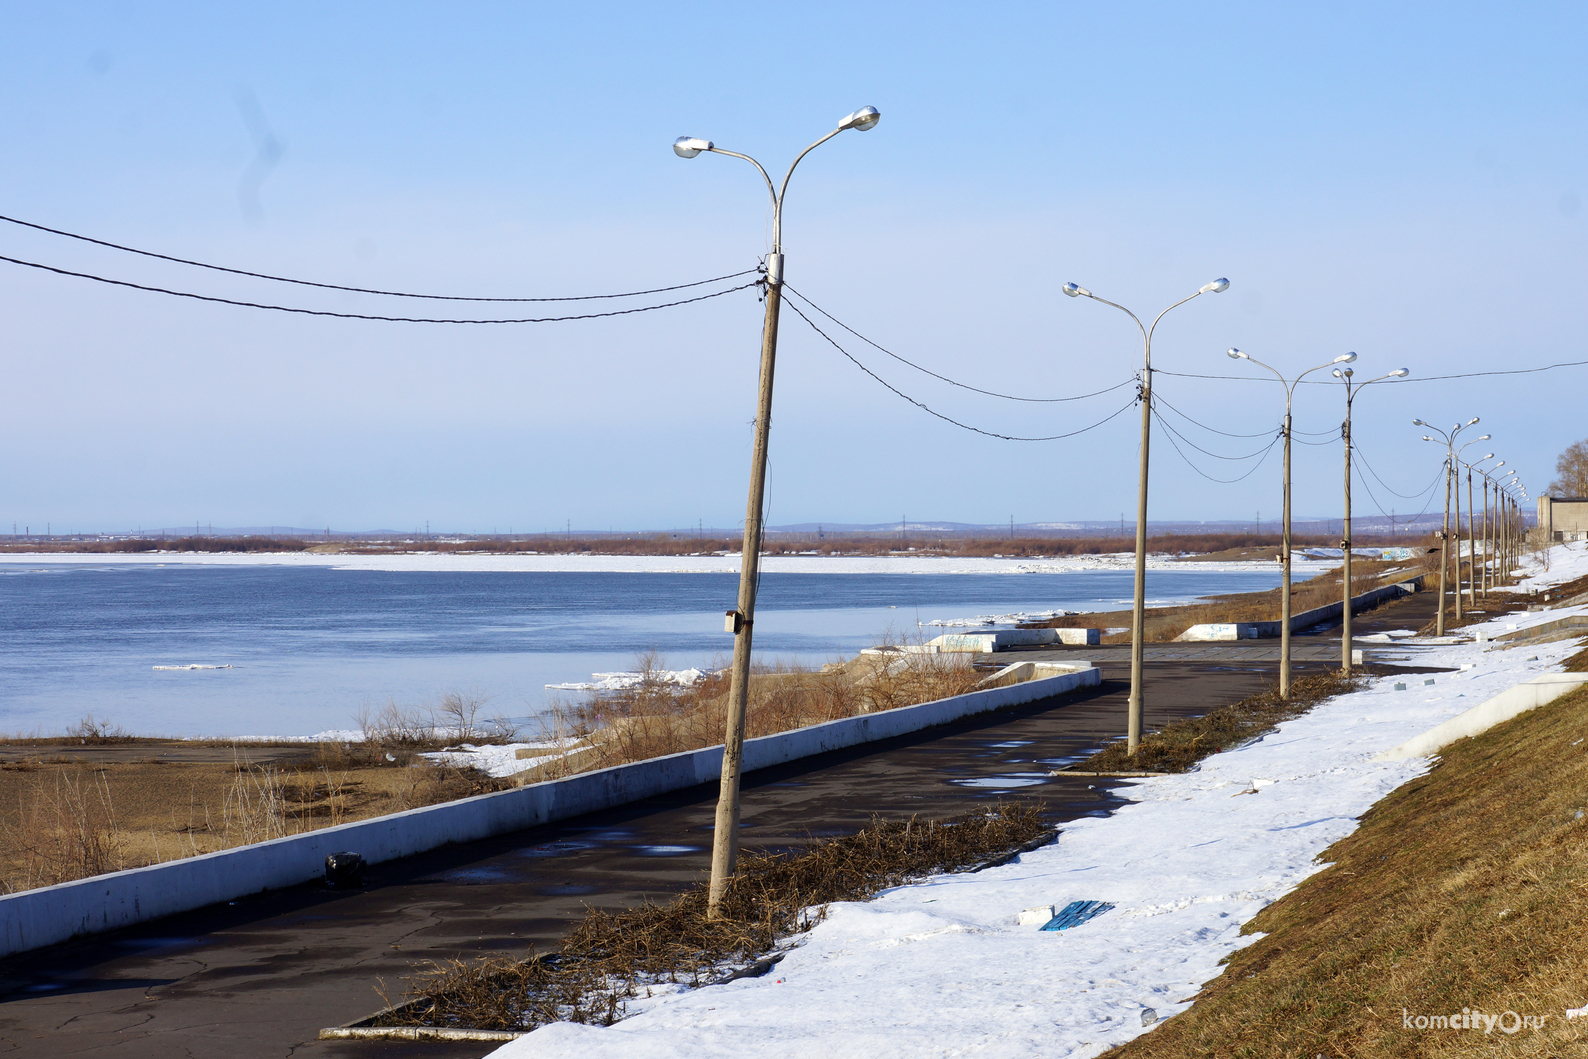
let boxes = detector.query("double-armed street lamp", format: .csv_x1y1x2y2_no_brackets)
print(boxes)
1413,418,1482,635
1462,453,1497,608
675,106,882,916
1449,434,1492,620
1227,348,1357,698
1061,278,1230,753
1332,365,1409,675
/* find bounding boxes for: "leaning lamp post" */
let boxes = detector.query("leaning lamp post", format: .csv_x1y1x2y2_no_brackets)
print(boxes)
1227,348,1357,698
675,106,881,916
1061,277,1229,754
1331,365,1409,674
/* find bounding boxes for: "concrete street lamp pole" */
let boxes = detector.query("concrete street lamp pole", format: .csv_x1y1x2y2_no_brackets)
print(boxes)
1449,436,1492,621
674,106,881,916
1228,349,1357,697
1331,366,1408,674
1414,419,1481,635
1463,455,1498,607
1061,278,1229,753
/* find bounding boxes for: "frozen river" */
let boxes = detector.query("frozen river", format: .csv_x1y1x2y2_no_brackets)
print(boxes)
0,551,1313,738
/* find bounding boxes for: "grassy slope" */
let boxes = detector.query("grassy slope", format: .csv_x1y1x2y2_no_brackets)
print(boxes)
1102,682,1588,1058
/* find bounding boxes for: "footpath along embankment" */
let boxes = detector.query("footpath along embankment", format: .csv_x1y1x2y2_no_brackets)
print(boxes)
485,552,1588,1059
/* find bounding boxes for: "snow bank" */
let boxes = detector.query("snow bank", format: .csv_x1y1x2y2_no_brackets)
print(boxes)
489,609,1586,1059
546,669,709,692
1508,540,1588,592
420,739,582,778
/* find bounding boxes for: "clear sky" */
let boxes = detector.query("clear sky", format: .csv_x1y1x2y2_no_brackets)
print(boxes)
1,2,1583,534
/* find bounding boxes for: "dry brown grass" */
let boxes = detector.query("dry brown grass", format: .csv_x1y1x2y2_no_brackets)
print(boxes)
0,753,512,893
1071,670,1364,775
524,650,984,781
1101,683,1588,1059
1041,555,1432,644
376,803,1052,1033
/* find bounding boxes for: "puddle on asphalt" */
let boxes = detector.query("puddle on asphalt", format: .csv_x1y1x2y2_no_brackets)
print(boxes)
631,845,701,856
115,937,203,950
518,841,596,858
989,741,1033,748
950,777,1047,788
434,866,517,884
539,884,599,896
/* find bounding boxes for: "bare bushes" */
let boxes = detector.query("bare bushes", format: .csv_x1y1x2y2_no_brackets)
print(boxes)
535,649,982,778
3,770,126,892
379,803,1052,1033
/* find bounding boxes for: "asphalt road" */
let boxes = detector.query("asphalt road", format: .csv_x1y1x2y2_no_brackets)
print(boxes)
0,586,1451,1059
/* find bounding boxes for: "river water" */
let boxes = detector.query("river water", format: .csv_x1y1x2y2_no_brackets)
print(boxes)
0,553,1301,738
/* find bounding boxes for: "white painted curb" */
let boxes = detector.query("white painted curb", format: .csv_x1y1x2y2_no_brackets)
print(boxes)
1375,672,1588,761
0,665,1100,958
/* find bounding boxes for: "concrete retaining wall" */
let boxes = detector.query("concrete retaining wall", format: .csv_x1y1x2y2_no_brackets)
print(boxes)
1176,577,1424,642
0,665,1100,959
1376,672,1588,761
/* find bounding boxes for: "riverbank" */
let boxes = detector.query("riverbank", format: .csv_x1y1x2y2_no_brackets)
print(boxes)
482,543,1588,1059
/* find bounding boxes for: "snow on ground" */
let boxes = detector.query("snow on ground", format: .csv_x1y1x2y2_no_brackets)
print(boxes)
489,597,1588,1059
0,550,1341,577
420,739,583,778
546,669,708,692
1506,539,1588,592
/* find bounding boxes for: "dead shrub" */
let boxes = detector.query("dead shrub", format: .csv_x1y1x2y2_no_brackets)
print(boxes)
2,769,126,891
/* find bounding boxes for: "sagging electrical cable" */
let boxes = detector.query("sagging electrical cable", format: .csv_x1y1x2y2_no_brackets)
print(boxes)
1151,407,1282,484
0,213,757,301
1151,389,1277,438
1351,452,1440,529
1152,406,1282,461
785,298,1137,442
782,284,1135,405
1352,442,1445,500
0,253,757,323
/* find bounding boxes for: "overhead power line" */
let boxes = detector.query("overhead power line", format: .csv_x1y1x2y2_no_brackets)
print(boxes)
0,253,757,323
784,298,1138,442
0,213,757,301
1151,407,1282,484
782,284,1134,404
1159,360,1588,385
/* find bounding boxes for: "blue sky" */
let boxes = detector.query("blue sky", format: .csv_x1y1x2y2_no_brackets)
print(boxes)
0,2,1582,533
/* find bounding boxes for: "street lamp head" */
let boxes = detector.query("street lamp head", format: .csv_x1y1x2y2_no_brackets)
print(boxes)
1332,368,1344,378
1201,278,1231,294
1062,282,1090,298
1412,419,1426,426
1468,417,1480,425
1477,434,1491,441
1335,352,1358,364
1422,435,1434,441
837,106,881,132
672,136,713,158
1227,347,1248,360
1390,368,1409,377
1482,453,1494,460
